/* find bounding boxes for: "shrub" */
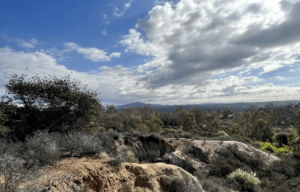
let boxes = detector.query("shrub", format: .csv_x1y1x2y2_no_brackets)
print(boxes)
144,117,163,133
182,133,193,139
177,110,196,132
216,130,229,137
258,141,292,155
226,168,261,187
275,132,288,147
136,123,150,135
109,148,126,170
176,129,184,135
249,119,274,143
160,176,188,192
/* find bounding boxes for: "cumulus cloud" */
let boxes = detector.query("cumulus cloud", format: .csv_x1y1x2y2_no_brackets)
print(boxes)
116,0,300,103
2,0,300,107
18,38,38,48
64,42,121,62
0,46,126,108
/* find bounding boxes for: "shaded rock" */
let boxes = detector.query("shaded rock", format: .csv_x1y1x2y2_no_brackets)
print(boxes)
112,137,281,175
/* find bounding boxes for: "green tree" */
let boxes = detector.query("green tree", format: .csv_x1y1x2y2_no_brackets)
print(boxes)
177,110,196,132
222,108,234,119
174,105,185,116
188,108,205,125
250,119,274,142
1,73,105,142
144,111,164,133
268,112,278,127
0,98,19,138
241,112,253,138
204,112,220,134
135,104,160,123
108,111,128,131
121,107,143,132
105,104,118,115
295,109,300,136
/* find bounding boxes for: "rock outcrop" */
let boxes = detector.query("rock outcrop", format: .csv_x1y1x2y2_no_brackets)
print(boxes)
114,135,281,171
1,153,204,192
0,133,282,192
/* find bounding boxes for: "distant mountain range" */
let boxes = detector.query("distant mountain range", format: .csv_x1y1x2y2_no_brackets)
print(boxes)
115,100,300,113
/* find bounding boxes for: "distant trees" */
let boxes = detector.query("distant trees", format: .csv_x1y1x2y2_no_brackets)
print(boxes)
135,104,161,123
107,106,164,134
241,112,253,138
105,104,118,115
222,108,234,119
177,109,196,132
250,119,274,142
0,73,105,142
157,111,181,126
188,108,205,125
204,112,220,134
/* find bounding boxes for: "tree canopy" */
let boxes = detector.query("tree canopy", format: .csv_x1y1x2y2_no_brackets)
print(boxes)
0,72,105,142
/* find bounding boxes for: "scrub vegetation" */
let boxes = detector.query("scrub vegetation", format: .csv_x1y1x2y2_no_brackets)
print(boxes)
1,73,300,191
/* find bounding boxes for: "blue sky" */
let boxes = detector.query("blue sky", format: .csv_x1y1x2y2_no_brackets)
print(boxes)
1,0,300,110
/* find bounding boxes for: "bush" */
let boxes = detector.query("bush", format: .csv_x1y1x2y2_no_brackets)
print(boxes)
160,176,188,192
249,119,274,143
275,132,288,147
144,117,164,133
216,131,229,137
226,168,261,189
258,141,292,155
109,148,125,170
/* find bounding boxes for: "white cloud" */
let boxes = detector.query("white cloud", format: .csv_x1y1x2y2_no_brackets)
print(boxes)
274,76,291,80
2,0,300,107
113,0,133,17
1,44,299,108
115,0,300,104
102,29,107,36
119,0,300,84
17,38,38,48
109,52,121,58
63,42,121,62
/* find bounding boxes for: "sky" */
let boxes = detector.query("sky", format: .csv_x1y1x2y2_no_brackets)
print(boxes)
1,0,300,111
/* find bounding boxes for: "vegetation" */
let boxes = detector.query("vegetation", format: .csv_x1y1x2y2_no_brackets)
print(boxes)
1,72,300,191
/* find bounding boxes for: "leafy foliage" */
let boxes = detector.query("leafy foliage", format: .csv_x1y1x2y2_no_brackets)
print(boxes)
275,132,288,147
188,108,205,125
177,110,196,132
158,110,181,126
143,113,164,133
249,119,275,142
204,112,220,134
0,73,105,142
222,108,235,119
258,141,292,155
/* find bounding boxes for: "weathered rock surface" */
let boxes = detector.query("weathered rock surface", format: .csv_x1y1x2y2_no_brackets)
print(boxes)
114,136,281,172
0,133,282,192
1,153,204,192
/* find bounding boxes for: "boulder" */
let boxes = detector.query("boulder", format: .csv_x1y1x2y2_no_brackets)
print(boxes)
0,153,204,192
112,136,281,173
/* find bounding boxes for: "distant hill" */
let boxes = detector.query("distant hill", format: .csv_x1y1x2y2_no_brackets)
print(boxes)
115,100,300,113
